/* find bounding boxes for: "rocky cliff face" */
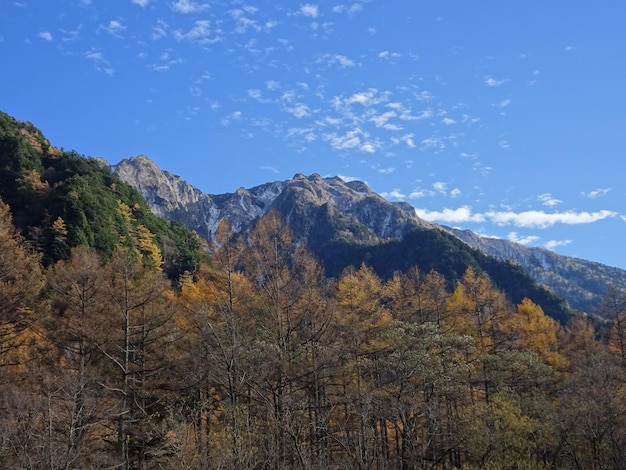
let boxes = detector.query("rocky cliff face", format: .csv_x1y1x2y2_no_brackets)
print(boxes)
107,155,626,315
445,227,626,313
108,155,432,244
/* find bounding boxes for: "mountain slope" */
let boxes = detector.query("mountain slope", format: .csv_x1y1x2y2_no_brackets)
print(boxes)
0,112,201,277
109,155,572,321
445,227,626,314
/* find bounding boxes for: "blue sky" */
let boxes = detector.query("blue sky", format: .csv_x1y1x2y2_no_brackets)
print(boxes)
2,1,626,269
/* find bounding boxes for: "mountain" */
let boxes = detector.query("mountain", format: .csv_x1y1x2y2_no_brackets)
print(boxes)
106,155,433,244
444,227,626,314
109,155,574,322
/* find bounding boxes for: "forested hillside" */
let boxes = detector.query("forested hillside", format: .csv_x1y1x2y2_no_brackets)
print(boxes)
0,111,201,277
2,110,626,469
1,204,626,468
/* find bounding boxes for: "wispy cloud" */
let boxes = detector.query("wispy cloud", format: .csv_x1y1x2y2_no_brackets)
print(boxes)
229,7,261,34
151,19,169,40
484,75,508,87
538,193,562,207
317,53,356,68
85,48,114,76
381,188,406,199
149,49,183,71
545,239,572,250
582,187,611,198
101,20,126,38
494,98,511,109
332,3,364,15
338,174,362,183
173,20,221,44
325,128,377,153
261,166,279,173
131,0,150,7
170,0,210,14
221,111,242,126
378,50,400,60
507,232,539,246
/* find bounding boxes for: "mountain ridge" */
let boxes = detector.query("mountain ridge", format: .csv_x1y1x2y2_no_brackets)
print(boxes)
106,154,621,319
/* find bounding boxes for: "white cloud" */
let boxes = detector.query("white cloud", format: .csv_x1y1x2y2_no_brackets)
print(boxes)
433,182,447,194
39,30,53,42
173,20,220,44
401,134,415,148
378,50,400,60
286,104,311,118
545,239,572,250
85,49,114,76
261,166,279,173
420,136,446,152
441,117,456,125
326,129,362,151
507,232,539,246
345,89,380,106
333,3,364,15
538,193,562,207
229,8,260,33
496,98,511,108
300,4,319,18
381,189,406,199
582,187,611,198
131,0,150,7
484,75,508,87
450,188,461,197
335,54,356,68
409,190,434,199
171,0,210,14
318,53,357,69
416,90,434,102
102,20,126,37
414,206,617,228
325,128,378,153
151,19,168,40
486,209,616,229
220,111,242,126
415,206,486,224
369,111,402,130
338,174,361,183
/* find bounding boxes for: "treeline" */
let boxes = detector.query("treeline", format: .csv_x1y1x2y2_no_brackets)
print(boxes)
2,206,626,469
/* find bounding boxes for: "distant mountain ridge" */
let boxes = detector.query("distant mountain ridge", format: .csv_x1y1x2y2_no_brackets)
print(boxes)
444,227,626,314
106,155,626,317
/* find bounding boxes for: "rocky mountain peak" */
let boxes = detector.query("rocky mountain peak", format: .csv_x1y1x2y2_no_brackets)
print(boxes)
109,156,431,244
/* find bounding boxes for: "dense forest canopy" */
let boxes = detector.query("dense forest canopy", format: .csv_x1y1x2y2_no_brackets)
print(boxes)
1,203,626,468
